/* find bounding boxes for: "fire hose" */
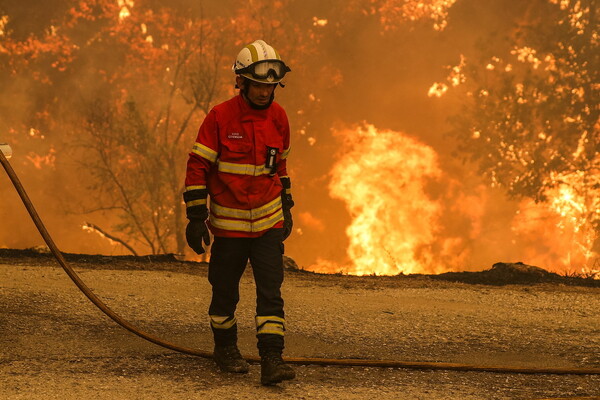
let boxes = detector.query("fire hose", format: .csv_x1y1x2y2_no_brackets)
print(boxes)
1,147,599,376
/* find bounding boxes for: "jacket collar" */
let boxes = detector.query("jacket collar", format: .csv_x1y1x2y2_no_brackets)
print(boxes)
236,94,271,121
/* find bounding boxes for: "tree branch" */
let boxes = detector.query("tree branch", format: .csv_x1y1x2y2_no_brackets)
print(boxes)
83,222,139,256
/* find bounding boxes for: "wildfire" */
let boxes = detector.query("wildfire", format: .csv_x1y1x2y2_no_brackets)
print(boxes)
312,17,328,27
82,222,117,245
0,15,8,37
26,148,56,169
83,222,139,256
428,54,466,97
310,124,444,276
306,124,599,277
377,0,458,31
117,0,134,21
512,170,599,276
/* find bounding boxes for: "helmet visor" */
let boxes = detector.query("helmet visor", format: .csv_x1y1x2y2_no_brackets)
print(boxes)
237,60,291,81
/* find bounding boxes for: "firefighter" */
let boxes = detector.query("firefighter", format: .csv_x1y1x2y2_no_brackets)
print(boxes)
183,39,295,385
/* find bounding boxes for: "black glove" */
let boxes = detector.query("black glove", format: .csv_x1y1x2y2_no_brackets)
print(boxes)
186,219,211,254
282,208,293,241
183,187,210,254
279,176,294,241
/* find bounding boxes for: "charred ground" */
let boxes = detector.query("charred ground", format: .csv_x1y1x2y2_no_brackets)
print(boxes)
1,248,597,288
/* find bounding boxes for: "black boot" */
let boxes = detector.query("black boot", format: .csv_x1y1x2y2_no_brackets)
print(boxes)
211,318,249,373
260,349,295,385
213,344,250,373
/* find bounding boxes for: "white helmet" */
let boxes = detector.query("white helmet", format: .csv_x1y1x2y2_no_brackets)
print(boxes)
233,39,291,85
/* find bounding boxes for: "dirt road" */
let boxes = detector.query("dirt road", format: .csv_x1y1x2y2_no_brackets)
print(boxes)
1,252,599,399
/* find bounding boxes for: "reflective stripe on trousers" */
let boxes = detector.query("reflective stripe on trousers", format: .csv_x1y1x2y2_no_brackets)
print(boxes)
208,228,285,326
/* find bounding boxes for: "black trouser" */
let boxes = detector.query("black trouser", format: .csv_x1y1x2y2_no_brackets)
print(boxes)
208,228,285,351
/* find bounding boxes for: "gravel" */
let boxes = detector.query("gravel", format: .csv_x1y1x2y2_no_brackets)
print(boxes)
0,256,599,399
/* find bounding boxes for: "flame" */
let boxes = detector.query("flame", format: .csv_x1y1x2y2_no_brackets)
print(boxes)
512,170,599,276
311,124,444,275
0,15,8,37
119,7,131,20
377,0,458,31
306,124,599,277
82,223,118,246
312,17,328,27
428,55,466,97
117,0,134,21
428,82,448,97
26,148,56,169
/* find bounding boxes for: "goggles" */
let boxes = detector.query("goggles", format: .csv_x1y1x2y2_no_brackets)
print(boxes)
236,60,291,82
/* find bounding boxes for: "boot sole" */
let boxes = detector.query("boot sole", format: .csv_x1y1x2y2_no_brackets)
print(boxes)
261,371,295,385
215,361,250,374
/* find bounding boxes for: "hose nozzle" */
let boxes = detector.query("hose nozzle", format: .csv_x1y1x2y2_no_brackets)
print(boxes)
0,143,12,160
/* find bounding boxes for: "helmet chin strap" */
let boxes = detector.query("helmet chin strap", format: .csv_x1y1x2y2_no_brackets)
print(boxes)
240,79,276,110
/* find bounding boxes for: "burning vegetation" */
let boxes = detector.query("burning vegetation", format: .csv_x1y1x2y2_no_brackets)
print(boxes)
0,0,598,276
313,124,445,276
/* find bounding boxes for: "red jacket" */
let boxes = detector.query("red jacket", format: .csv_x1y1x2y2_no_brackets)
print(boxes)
184,94,291,238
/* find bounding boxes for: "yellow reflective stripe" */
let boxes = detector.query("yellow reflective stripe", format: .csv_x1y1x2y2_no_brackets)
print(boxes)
257,324,285,335
210,315,237,330
192,143,218,163
211,197,282,220
256,316,285,325
210,209,283,233
281,147,291,159
217,161,269,176
285,189,292,195
185,185,206,191
186,198,206,208
246,44,259,62
256,316,285,336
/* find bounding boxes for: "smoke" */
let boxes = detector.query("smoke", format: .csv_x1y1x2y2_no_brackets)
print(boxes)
303,123,584,275
1,0,594,274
